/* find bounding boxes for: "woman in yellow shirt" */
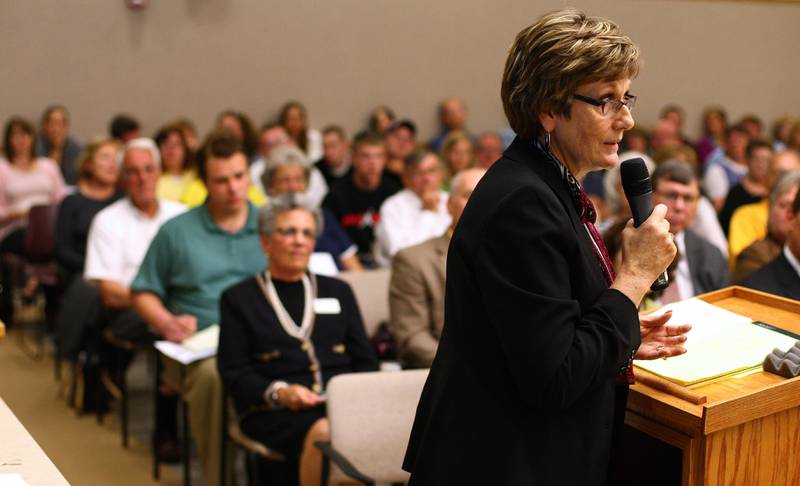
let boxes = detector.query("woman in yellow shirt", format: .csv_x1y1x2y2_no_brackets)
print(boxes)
155,123,197,202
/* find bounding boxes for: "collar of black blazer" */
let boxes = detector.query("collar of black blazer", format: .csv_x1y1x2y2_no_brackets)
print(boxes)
502,136,584,237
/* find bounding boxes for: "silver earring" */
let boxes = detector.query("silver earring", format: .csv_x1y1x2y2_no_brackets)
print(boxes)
544,131,551,149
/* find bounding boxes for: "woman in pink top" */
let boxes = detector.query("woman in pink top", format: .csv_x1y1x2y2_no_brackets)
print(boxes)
0,117,66,322
0,117,67,242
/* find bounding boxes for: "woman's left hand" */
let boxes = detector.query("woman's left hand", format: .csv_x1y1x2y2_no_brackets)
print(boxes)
634,310,691,360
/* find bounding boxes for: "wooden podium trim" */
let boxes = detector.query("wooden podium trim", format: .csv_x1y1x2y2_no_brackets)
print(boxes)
700,285,800,314
702,375,800,434
635,370,707,405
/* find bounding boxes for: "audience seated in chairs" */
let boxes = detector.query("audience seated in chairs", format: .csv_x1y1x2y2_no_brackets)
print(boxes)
728,149,800,265
262,145,362,272
82,137,184,454
740,186,800,300
131,131,267,486
7,95,800,482
217,192,378,486
0,116,66,324
389,168,485,368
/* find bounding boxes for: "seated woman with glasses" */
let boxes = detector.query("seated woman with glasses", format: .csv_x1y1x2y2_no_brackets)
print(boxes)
263,145,363,272
217,193,378,486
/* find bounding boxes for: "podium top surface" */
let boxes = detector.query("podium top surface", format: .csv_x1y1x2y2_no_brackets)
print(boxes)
629,286,800,435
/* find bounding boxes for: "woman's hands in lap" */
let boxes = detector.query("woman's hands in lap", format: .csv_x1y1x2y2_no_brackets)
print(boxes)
277,384,324,411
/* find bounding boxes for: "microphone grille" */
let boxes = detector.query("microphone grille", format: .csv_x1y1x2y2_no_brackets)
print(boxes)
620,158,652,196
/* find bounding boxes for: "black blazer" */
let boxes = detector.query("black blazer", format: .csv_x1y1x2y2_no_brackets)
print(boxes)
403,138,640,486
217,274,379,415
739,252,800,300
684,229,731,295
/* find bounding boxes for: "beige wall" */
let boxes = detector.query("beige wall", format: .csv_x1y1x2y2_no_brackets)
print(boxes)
1,0,799,144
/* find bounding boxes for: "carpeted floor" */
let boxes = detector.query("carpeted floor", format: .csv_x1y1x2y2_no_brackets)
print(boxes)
0,329,181,486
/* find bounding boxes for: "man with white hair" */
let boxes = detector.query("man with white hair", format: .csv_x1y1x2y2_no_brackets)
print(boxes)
85,138,186,325
84,137,186,458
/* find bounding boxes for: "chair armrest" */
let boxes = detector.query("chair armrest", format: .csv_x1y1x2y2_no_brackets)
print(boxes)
314,441,375,485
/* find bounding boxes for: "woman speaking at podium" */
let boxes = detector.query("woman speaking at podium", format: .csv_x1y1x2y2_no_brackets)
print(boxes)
403,9,690,486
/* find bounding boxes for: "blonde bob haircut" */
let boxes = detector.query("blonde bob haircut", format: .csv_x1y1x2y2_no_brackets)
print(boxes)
76,137,121,181
501,9,641,140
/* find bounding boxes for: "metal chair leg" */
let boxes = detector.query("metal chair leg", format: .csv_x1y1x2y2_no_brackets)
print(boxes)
153,353,162,481
120,364,129,448
220,393,228,486
54,348,62,380
182,399,191,486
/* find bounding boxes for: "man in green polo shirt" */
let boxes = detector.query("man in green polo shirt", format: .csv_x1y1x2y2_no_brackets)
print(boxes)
132,131,266,486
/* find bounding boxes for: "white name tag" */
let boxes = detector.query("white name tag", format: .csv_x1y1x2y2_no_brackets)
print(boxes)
314,298,341,315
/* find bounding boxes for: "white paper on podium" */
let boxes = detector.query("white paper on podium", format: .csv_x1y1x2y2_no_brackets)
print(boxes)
634,298,798,386
155,324,219,365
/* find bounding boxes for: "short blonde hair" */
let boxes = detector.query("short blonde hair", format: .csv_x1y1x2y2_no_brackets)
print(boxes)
439,131,474,174
76,137,121,181
501,8,641,140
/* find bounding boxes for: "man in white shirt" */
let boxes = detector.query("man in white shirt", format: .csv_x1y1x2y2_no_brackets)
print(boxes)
375,149,451,267
83,137,185,458
85,139,185,295
652,159,730,303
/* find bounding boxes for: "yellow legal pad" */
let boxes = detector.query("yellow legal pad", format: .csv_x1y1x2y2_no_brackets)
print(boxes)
634,298,798,386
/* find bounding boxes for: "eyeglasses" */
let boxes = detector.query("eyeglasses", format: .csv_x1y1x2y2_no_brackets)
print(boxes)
655,191,699,205
573,94,637,116
273,227,316,239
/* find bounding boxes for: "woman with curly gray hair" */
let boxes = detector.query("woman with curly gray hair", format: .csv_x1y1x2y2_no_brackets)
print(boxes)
404,9,689,485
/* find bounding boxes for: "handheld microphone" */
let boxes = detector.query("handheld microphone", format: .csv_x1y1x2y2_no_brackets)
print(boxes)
620,158,669,291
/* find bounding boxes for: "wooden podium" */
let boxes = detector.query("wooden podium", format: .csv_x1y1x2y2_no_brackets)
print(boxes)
624,286,800,486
